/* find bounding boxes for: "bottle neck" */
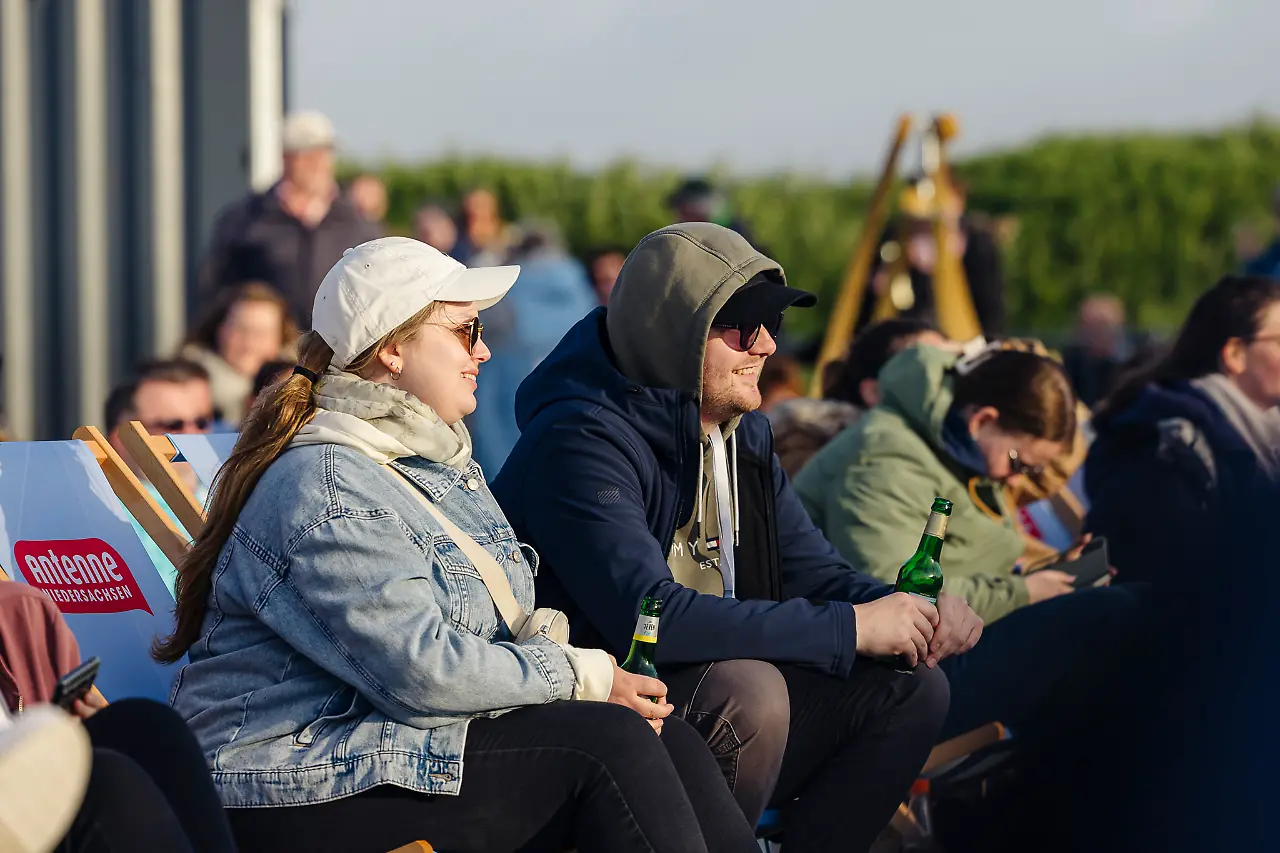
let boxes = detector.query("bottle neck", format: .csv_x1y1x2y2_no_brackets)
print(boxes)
627,636,658,667
916,532,944,562
627,611,660,666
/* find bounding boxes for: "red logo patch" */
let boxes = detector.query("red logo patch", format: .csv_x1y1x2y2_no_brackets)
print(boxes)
14,538,153,615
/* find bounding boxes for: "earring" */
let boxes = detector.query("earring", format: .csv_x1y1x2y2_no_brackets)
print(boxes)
390,363,402,381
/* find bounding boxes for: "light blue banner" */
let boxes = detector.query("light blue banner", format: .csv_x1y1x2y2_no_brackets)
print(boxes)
0,441,182,702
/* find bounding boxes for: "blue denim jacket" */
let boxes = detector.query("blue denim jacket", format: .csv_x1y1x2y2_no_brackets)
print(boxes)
169,443,577,806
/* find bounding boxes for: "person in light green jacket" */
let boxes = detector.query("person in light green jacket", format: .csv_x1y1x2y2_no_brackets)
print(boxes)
794,343,1081,623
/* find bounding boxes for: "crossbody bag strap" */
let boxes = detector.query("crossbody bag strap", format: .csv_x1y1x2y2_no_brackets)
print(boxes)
382,465,527,632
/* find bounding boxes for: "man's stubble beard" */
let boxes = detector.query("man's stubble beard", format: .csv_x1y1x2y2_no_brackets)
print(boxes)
700,367,762,426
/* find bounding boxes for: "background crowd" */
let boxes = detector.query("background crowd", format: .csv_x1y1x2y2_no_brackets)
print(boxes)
3,98,1280,853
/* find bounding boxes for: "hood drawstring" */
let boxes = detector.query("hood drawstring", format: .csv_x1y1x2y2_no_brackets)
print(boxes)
730,432,740,547
706,427,737,599
689,429,740,598
693,445,706,544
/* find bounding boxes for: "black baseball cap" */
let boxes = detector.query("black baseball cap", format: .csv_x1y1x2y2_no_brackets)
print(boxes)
713,274,817,327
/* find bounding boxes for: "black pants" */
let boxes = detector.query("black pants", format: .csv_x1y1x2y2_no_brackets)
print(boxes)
938,584,1151,741
62,698,235,853
663,659,950,853
228,701,760,853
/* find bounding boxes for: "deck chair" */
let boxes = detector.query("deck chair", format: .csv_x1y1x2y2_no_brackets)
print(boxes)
167,431,238,494
0,434,182,701
113,421,209,540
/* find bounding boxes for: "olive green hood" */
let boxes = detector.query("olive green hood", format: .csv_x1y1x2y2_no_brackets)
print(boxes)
877,343,962,451
606,222,785,401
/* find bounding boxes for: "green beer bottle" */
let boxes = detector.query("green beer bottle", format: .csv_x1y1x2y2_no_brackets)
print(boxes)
889,497,951,673
621,596,663,701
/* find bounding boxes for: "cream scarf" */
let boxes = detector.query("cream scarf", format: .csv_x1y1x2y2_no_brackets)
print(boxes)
288,368,472,470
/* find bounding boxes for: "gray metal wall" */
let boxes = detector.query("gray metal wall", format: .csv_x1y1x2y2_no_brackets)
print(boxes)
0,0,286,440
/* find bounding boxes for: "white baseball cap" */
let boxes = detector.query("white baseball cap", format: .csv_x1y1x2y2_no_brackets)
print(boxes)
312,237,519,369
282,110,336,152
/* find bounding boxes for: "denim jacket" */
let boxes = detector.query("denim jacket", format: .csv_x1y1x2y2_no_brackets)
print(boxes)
169,443,578,807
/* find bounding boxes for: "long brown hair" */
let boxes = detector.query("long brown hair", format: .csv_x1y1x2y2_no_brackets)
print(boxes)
153,303,439,663
1095,274,1280,425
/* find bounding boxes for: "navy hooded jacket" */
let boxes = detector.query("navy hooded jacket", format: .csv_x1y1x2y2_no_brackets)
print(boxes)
1085,380,1277,586
492,224,891,679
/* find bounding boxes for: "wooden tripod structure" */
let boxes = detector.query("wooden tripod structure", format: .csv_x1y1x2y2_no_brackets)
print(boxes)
809,113,984,397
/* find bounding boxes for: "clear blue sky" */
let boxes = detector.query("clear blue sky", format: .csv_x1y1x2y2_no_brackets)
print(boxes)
292,0,1279,177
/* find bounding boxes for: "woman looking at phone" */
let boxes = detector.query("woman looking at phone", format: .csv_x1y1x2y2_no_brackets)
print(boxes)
159,238,760,853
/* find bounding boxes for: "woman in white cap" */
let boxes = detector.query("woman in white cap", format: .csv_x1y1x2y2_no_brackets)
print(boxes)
157,238,758,853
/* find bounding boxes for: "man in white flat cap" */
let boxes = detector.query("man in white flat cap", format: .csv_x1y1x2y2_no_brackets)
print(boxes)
198,110,383,329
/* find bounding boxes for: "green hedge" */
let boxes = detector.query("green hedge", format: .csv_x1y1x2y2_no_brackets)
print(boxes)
351,120,1280,341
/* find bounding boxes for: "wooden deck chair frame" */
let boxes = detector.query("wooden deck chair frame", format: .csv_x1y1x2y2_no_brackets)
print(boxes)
115,421,207,540
73,426,191,569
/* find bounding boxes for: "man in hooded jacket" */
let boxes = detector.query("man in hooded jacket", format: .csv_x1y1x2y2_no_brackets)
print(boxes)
493,223,983,852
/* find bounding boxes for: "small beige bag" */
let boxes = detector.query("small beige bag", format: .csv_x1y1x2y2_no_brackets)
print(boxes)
384,466,569,644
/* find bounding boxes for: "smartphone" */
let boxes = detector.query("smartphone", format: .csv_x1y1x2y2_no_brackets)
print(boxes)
1052,537,1111,589
51,657,100,710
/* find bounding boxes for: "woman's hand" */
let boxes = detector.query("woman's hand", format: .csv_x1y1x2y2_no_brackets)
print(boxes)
1024,569,1077,604
72,687,107,721
607,665,673,735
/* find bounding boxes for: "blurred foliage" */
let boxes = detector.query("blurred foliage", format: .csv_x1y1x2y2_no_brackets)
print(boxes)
344,120,1280,342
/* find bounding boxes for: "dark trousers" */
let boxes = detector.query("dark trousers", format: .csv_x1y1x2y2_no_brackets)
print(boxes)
228,701,760,853
938,584,1151,741
63,698,235,853
663,659,949,853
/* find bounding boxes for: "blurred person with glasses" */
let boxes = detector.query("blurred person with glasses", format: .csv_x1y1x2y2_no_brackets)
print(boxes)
1087,274,1280,586
104,359,215,594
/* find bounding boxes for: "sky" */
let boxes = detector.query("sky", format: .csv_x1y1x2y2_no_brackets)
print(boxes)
291,0,1280,178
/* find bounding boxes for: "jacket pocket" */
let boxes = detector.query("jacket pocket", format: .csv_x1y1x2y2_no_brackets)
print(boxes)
294,686,364,748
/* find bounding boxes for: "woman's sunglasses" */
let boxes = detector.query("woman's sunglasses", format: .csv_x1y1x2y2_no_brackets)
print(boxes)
429,318,484,355
711,314,783,352
1007,449,1044,479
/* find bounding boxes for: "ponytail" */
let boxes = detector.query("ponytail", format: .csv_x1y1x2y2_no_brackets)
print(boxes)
154,302,441,663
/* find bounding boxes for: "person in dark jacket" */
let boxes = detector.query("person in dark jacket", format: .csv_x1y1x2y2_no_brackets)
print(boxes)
493,223,981,853
1086,274,1280,585
197,111,382,329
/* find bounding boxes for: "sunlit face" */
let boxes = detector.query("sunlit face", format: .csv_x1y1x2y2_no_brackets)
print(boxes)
463,190,499,224
415,207,459,254
1224,302,1280,410
377,302,490,426
108,378,214,481
347,175,387,222
217,299,286,379
701,324,778,426
968,407,1065,484
590,252,625,305
283,147,335,195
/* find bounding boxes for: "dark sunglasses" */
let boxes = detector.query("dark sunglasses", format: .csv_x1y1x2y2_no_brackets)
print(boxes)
429,318,484,355
1007,449,1044,479
711,314,783,352
145,415,213,433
